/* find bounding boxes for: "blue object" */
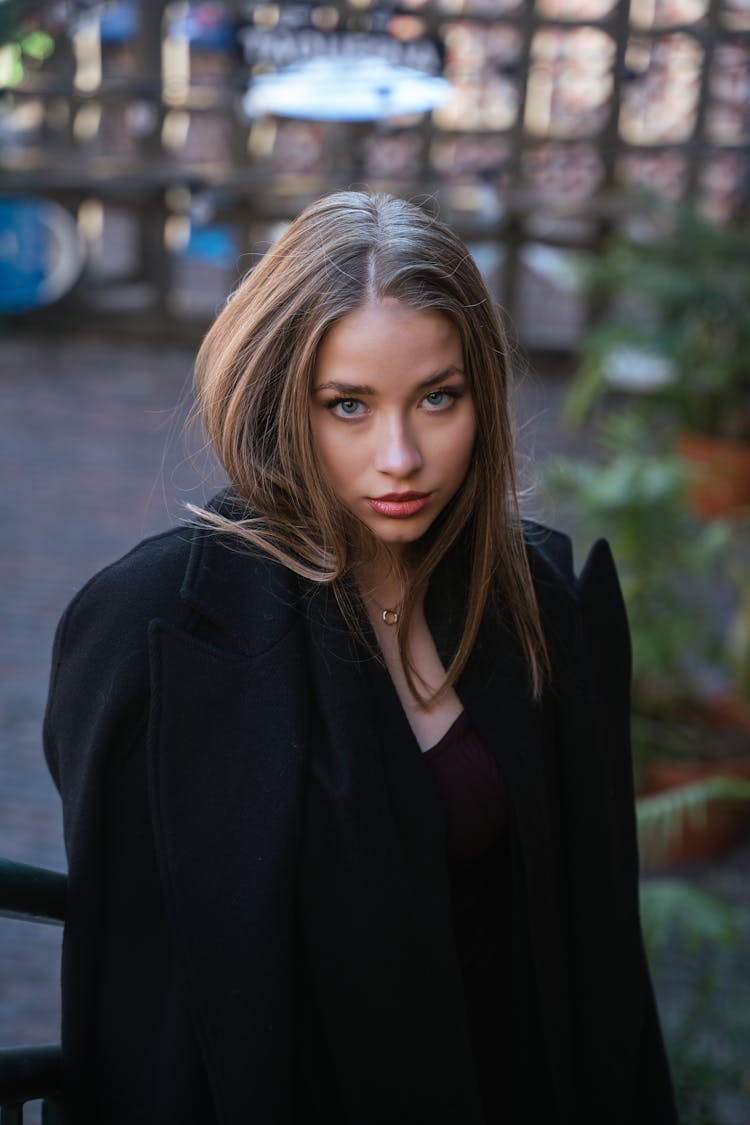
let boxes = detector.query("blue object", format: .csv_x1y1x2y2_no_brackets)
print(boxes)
170,4,236,50
99,2,234,49
181,224,236,268
0,197,83,313
99,1,139,45
0,198,48,313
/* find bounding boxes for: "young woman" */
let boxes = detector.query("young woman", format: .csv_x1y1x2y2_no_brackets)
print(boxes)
44,191,677,1125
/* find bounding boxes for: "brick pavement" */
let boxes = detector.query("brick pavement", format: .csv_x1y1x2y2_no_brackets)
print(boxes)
0,334,227,1054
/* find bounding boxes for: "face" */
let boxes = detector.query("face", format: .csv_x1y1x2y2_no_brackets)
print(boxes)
310,299,476,556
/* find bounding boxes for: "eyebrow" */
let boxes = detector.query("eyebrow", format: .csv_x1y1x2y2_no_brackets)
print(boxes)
314,366,466,395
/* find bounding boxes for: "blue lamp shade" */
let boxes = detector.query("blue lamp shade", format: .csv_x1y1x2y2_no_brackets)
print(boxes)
0,198,84,314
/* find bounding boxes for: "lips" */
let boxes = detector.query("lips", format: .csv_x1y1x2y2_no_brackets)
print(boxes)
366,492,431,519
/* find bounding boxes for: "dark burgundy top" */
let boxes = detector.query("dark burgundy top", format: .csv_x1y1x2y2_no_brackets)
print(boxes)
423,711,512,1123
422,711,507,862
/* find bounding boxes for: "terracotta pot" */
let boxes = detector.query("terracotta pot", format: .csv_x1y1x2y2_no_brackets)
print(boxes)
640,758,750,868
678,430,750,519
698,693,750,733
638,695,750,868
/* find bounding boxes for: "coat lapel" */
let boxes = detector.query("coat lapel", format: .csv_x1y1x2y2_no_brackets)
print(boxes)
554,539,645,1111
426,540,576,1116
146,527,310,1123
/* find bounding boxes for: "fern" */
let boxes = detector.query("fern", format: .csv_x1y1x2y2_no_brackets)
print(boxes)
637,777,750,865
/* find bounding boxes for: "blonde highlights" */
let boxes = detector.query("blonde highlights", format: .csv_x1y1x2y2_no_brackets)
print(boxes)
191,191,550,700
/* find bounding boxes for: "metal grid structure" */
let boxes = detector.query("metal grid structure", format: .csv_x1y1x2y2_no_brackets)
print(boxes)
1,0,749,347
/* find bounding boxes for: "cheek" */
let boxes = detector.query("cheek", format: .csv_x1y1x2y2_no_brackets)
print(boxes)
310,417,356,490
309,414,329,480
446,411,477,479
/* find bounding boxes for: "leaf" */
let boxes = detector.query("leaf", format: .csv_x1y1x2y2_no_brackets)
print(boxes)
637,777,750,866
640,877,741,959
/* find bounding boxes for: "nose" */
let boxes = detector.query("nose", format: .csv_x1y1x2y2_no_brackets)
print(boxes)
373,413,424,479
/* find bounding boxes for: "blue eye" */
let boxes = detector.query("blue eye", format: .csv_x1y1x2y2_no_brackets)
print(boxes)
326,397,365,418
423,389,460,410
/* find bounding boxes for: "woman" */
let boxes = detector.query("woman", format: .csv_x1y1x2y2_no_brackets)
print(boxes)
44,191,677,1124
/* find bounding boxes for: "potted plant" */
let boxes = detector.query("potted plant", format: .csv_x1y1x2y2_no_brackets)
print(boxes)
544,409,750,866
545,409,730,720
565,199,750,518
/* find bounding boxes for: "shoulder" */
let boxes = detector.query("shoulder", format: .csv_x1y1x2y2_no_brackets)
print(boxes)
521,520,630,669
57,523,200,644
46,526,203,725
55,501,301,662
522,520,575,586
522,522,631,700
62,487,253,626
522,519,623,608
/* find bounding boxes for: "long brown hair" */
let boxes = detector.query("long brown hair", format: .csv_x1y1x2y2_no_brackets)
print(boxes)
191,191,549,701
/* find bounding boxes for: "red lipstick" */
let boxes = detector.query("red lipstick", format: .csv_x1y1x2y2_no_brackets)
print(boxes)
366,492,431,519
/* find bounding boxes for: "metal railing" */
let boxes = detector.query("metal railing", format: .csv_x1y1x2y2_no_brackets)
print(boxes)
0,859,67,1123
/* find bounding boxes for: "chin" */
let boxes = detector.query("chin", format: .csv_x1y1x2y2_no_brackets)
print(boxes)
368,517,435,548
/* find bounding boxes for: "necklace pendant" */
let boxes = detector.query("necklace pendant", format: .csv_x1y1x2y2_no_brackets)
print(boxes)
382,608,400,626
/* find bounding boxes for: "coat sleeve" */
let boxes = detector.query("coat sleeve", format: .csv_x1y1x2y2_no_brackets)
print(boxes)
43,536,217,1125
576,539,678,1124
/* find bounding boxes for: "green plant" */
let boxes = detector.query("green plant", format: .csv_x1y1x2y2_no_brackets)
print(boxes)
566,200,750,443
0,4,56,87
545,409,730,707
0,3,98,48
640,877,750,1125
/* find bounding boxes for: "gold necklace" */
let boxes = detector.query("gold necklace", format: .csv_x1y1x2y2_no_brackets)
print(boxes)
361,577,404,627
367,594,402,626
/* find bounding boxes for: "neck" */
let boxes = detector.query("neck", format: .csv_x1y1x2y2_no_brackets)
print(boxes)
359,570,404,617
355,546,407,620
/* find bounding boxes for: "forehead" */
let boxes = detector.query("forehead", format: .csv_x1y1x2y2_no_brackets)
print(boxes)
315,300,463,383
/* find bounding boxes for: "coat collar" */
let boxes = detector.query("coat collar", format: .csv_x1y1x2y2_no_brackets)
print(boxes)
179,491,302,657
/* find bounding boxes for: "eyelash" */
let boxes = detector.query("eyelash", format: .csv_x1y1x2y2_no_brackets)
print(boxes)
423,388,463,410
324,388,463,418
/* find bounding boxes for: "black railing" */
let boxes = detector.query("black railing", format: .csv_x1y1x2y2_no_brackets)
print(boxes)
0,859,67,1123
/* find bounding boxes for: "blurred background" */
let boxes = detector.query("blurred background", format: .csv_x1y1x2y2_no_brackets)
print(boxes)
1,1,750,1122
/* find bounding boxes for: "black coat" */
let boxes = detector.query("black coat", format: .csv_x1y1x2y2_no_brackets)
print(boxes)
44,499,677,1125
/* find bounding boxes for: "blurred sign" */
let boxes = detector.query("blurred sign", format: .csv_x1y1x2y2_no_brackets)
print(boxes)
239,25,443,74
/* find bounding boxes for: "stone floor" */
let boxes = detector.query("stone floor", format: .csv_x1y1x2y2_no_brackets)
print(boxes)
1,331,748,1122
